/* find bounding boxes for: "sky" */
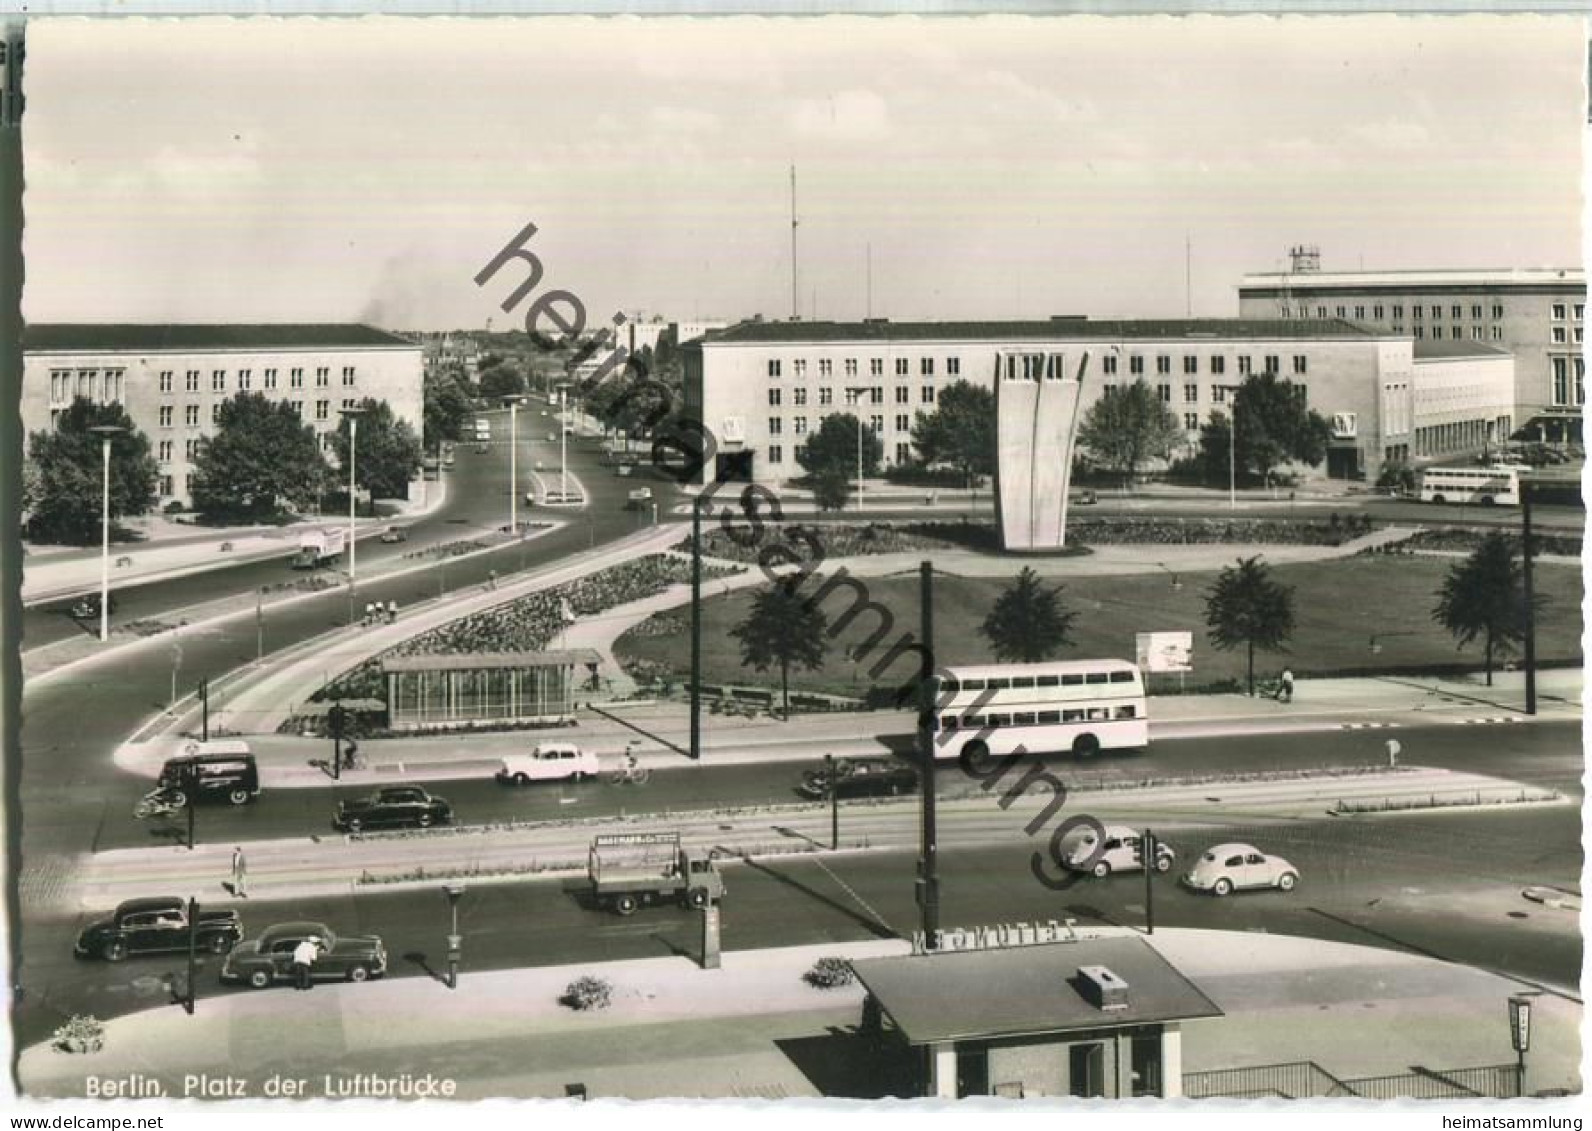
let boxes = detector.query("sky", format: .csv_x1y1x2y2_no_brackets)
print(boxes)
20,15,1587,331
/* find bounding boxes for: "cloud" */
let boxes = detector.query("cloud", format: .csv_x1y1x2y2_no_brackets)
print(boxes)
789,89,891,143
1350,119,1432,150
649,105,721,134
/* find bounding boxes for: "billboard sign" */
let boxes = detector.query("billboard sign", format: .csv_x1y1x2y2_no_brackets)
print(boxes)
1136,631,1193,673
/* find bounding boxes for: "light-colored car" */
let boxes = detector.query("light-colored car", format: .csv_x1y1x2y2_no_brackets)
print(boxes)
1181,842,1299,896
1064,824,1174,878
495,743,600,785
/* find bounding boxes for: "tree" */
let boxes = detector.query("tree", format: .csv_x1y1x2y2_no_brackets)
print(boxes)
1431,532,1537,686
729,578,830,715
1203,555,1296,695
423,367,474,449
329,398,425,501
189,393,328,521
26,398,160,544
811,469,852,512
1076,379,1185,486
911,380,996,487
980,567,1078,663
477,360,528,401
797,413,882,482
1199,372,1333,484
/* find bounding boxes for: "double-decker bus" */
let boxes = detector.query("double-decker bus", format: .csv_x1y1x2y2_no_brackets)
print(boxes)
1418,465,1521,506
931,659,1148,761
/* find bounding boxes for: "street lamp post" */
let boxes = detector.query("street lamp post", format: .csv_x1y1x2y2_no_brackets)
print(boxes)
1227,402,1237,512
844,391,869,512
559,389,570,502
340,408,365,624
443,883,467,989
88,425,125,643
504,395,524,535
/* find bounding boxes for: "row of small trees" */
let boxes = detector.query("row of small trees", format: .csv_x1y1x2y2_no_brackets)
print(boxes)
728,533,1540,709
25,393,421,543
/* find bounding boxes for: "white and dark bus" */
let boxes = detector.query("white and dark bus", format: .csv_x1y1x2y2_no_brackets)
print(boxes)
1418,466,1521,506
931,659,1149,761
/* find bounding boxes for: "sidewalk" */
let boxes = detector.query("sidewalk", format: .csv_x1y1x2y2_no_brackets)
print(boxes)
22,479,452,605
16,928,1580,1100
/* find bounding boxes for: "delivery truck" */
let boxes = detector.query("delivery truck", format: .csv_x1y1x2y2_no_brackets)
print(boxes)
292,527,346,569
586,832,724,915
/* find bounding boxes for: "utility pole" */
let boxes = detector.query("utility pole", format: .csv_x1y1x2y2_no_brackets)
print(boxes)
915,561,940,948
1521,481,1537,716
789,164,799,321
182,897,198,1013
198,679,209,743
689,498,703,762
1143,829,1157,935
255,589,264,662
826,753,839,850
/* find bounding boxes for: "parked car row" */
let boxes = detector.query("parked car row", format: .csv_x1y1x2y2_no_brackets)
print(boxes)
75,901,387,990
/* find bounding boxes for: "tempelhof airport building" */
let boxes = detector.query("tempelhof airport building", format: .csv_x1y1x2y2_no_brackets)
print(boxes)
21,324,424,508
682,316,1516,488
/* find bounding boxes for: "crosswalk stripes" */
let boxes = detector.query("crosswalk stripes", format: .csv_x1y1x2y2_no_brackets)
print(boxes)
1339,722,1401,730
1458,716,1526,726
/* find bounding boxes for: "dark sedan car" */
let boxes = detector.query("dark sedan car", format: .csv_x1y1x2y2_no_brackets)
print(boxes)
75,897,242,962
333,786,452,832
797,758,919,800
69,592,117,620
220,921,387,988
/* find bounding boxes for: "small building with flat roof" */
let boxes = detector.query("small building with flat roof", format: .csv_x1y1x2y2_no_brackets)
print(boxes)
852,933,1221,1099
380,648,602,732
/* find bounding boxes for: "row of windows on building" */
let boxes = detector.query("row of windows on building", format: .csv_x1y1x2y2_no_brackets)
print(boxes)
1551,357,1587,406
1102,382,1249,406
769,385,936,407
766,357,963,379
767,411,919,438
1101,353,1308,378
47,368,126,405
152,366,359,394
157,427,343,470
764,440,918,467
1278,300,1584,322
155,398,363,430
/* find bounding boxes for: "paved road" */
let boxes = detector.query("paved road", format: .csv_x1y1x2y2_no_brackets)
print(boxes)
76,719,1585,852
21,397,645,650
15,720,1580,1044
17,798,1578,1050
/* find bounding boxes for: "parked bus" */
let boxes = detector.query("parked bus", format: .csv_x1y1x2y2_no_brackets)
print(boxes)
1418,465,1521,506
931,659,1148,761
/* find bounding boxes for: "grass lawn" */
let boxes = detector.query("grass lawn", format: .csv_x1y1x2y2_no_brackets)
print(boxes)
615,556,1584,696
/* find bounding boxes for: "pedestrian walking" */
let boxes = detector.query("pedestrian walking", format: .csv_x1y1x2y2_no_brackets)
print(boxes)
291,936,322,991
230,845,247,898
387,599,398,625
1279,667,1295,704
488,569,498,591
363,601,375,626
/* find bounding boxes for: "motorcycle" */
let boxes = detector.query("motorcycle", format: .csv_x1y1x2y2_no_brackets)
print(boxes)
133,787,184,821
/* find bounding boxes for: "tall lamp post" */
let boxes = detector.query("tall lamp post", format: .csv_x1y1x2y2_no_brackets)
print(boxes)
339,408,365,622
442,883,467,990
88,425,126,643
844,390,869,512
558,387,570,501
503,394,525,535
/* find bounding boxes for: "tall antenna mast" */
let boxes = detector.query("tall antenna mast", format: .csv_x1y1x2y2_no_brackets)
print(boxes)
1185,235,1192,318
790,165,799,321
867,243,873,319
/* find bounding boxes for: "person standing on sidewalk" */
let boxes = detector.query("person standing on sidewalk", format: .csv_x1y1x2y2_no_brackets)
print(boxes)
387,599,398,625
1279,668,1295,704
230,845,248,898
291,936,321,990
